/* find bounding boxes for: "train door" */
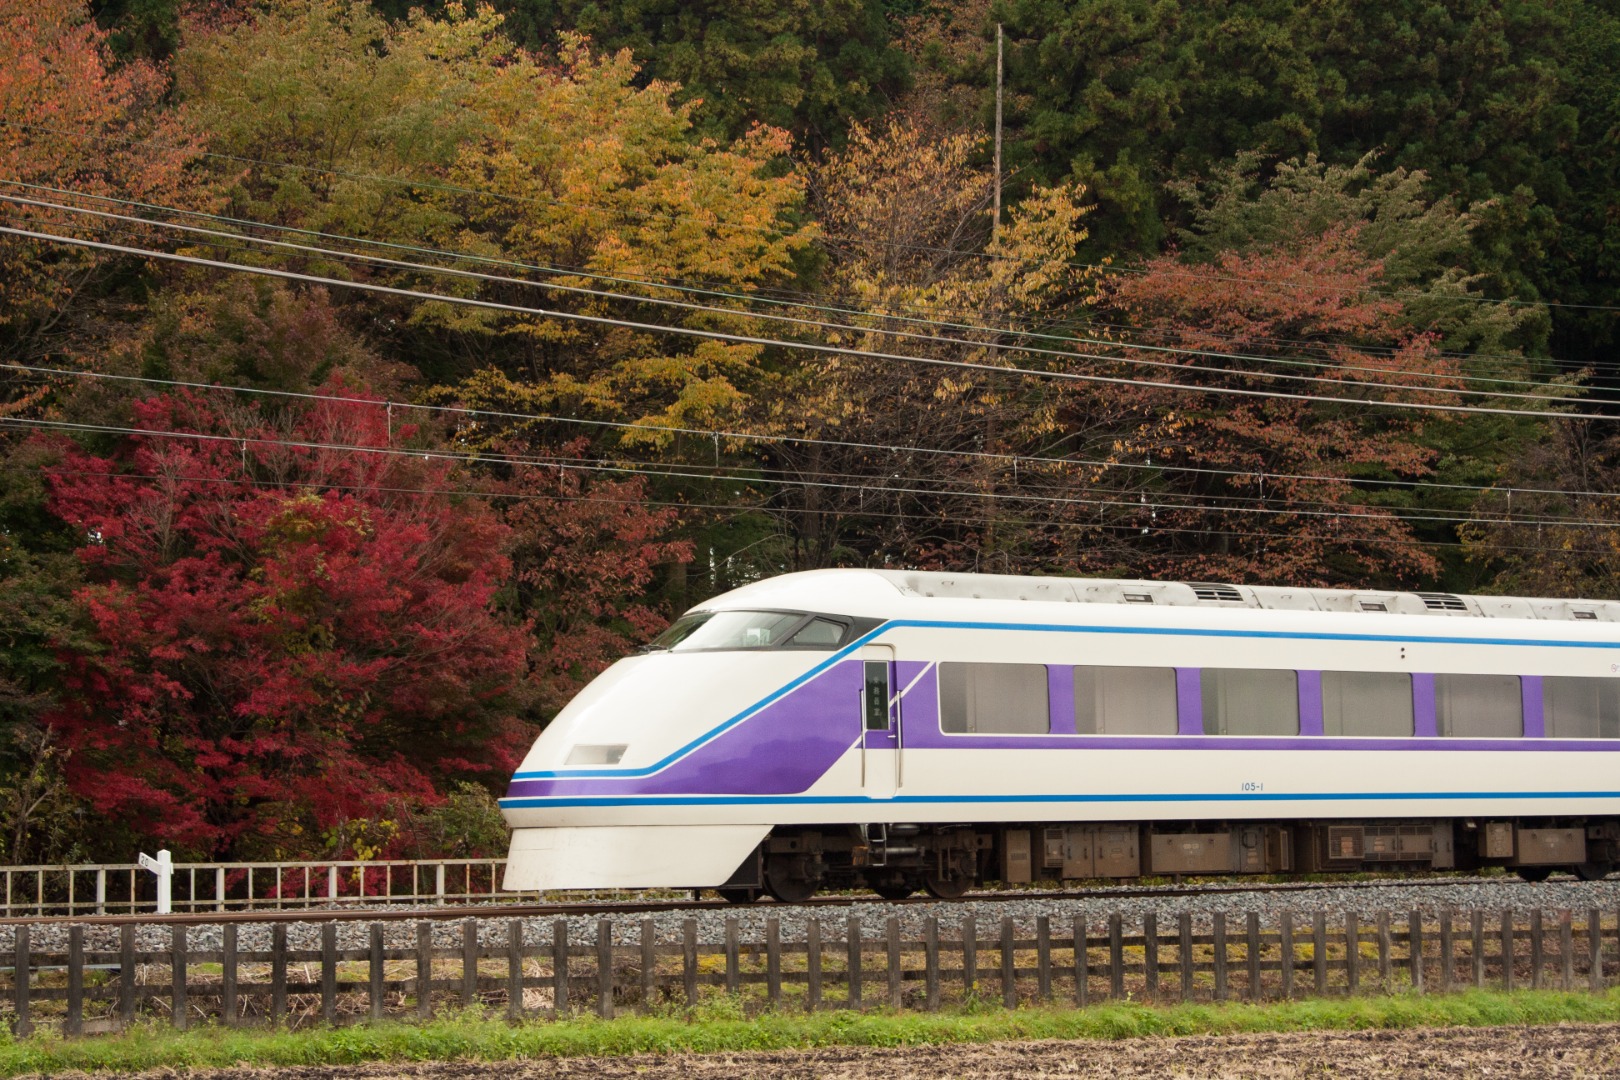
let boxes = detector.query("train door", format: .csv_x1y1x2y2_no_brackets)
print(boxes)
860,644,899,800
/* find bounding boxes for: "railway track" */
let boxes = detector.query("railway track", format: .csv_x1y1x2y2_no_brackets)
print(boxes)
0,873,1556,926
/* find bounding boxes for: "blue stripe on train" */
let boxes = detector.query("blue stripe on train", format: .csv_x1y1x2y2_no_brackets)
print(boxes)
500,789,1620,809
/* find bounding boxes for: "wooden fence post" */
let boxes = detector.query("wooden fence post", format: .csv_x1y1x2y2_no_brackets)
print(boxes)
172,924,188,1031
1345,913,1358,994
724,917,740,997
1037,915,1052,1002
1590,909,1604,992
510,919,527,1020
1074,915,1089,1008
12,924,29,1037
371,923,387,1021
552,919,569,1018
223,922,239,1026
1561,911,1574,991
597,919,614,1019
66,925,83,1037
640,918,657,1011
847,915,862,1010
1472,911,1485,990
768,918,783,1009
1501,910,1514,991
1279,912,1293,1000
1181,913,1194,1001
321,922,337,1024
415,921,433,1019
806,919,821,1012
462,918,480,1008
1313,912,1327,996
682,919,697,1008
1000,916,1016,1009
1377,912,1391,988
1409,911,1424,994
1143,912,1158,1001
1531,910,1544,991
887,917,902,1008
963,914,977,996
1439,909,1453,994
119,923,135,1027
1245,912,1260,1000
1108,913,1124,1000
1213,912,1227,1002
925,916,940,1011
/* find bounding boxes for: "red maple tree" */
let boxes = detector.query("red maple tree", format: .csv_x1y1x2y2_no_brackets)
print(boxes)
42,384,531,858
1074,227,1459,585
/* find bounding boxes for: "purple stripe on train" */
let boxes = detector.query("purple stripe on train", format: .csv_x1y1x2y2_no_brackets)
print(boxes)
505,660,860,799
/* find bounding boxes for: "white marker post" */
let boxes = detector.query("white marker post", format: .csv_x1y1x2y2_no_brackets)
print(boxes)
138,849,173,915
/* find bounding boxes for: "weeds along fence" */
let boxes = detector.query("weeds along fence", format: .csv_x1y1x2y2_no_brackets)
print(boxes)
0,860,510,917
7,907,1620,1035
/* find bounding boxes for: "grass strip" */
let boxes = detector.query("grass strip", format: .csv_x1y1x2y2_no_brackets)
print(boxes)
2,990,1619,1075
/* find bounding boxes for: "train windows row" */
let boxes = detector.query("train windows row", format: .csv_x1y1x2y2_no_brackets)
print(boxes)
937,662,1620,738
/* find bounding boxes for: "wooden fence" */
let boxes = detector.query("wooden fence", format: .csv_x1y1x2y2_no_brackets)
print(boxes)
8,907,1618,1035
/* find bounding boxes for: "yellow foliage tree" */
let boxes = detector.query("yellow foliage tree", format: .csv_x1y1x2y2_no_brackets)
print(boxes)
765,117,1108,569
180,3,813,436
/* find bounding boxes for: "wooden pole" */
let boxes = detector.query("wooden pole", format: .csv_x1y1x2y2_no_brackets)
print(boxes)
993,23,1004,241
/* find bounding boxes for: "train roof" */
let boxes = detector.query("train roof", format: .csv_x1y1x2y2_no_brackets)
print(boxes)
704,569,1620,623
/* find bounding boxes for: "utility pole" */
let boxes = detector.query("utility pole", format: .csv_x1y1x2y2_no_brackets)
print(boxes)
993,23,1004,242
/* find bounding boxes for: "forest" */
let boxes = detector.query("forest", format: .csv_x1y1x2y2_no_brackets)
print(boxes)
2,0,1619,864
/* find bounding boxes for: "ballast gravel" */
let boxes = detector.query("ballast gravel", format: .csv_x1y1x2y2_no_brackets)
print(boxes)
11,875,1620,955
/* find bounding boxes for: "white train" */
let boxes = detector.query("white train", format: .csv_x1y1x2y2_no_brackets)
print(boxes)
501,569,1620,900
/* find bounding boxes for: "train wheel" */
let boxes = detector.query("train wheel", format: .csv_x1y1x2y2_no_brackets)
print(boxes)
1515,866,1553,883
717,887,760,904
764,858,819,904
923,870,970,899
1575,862,1613,881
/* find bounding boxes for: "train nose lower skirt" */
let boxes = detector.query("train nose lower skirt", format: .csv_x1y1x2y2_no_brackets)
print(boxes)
503,824,771,891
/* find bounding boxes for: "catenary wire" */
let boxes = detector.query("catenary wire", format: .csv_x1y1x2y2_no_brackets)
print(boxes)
44,464,1618,562
7,359,1618,504
0,181,1578,394
10,190,1602,408
5,222,1613,424
5,117,1607,315
9,413,1619,530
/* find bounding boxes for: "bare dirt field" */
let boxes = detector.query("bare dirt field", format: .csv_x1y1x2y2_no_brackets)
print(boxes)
45,1025,1620,1080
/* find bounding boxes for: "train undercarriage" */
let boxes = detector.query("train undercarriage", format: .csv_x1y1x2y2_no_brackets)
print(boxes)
714,818,1620,902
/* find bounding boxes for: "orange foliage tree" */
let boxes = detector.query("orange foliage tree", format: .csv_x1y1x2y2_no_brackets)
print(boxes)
1087,226,1461,585
0,0,207,353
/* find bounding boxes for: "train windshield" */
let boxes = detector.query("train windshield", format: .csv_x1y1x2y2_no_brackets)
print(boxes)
647,610,848,652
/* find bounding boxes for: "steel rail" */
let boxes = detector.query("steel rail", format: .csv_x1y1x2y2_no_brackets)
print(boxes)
0,873,1545,926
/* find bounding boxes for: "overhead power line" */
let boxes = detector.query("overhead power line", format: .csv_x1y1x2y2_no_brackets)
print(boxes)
0,180,1573,391
8,359,1617,504
2,222,1609,423
8,411,1619,532
4,117,1603,314
19,417,1620,561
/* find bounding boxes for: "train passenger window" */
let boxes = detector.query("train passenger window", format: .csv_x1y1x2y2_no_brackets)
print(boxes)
785,617,847,648
939,662,1049,734
1543,677,1620,738
1074,666,1177,734
1321,671,1413,737
1435,674,1522,737
1201,669,1298,736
